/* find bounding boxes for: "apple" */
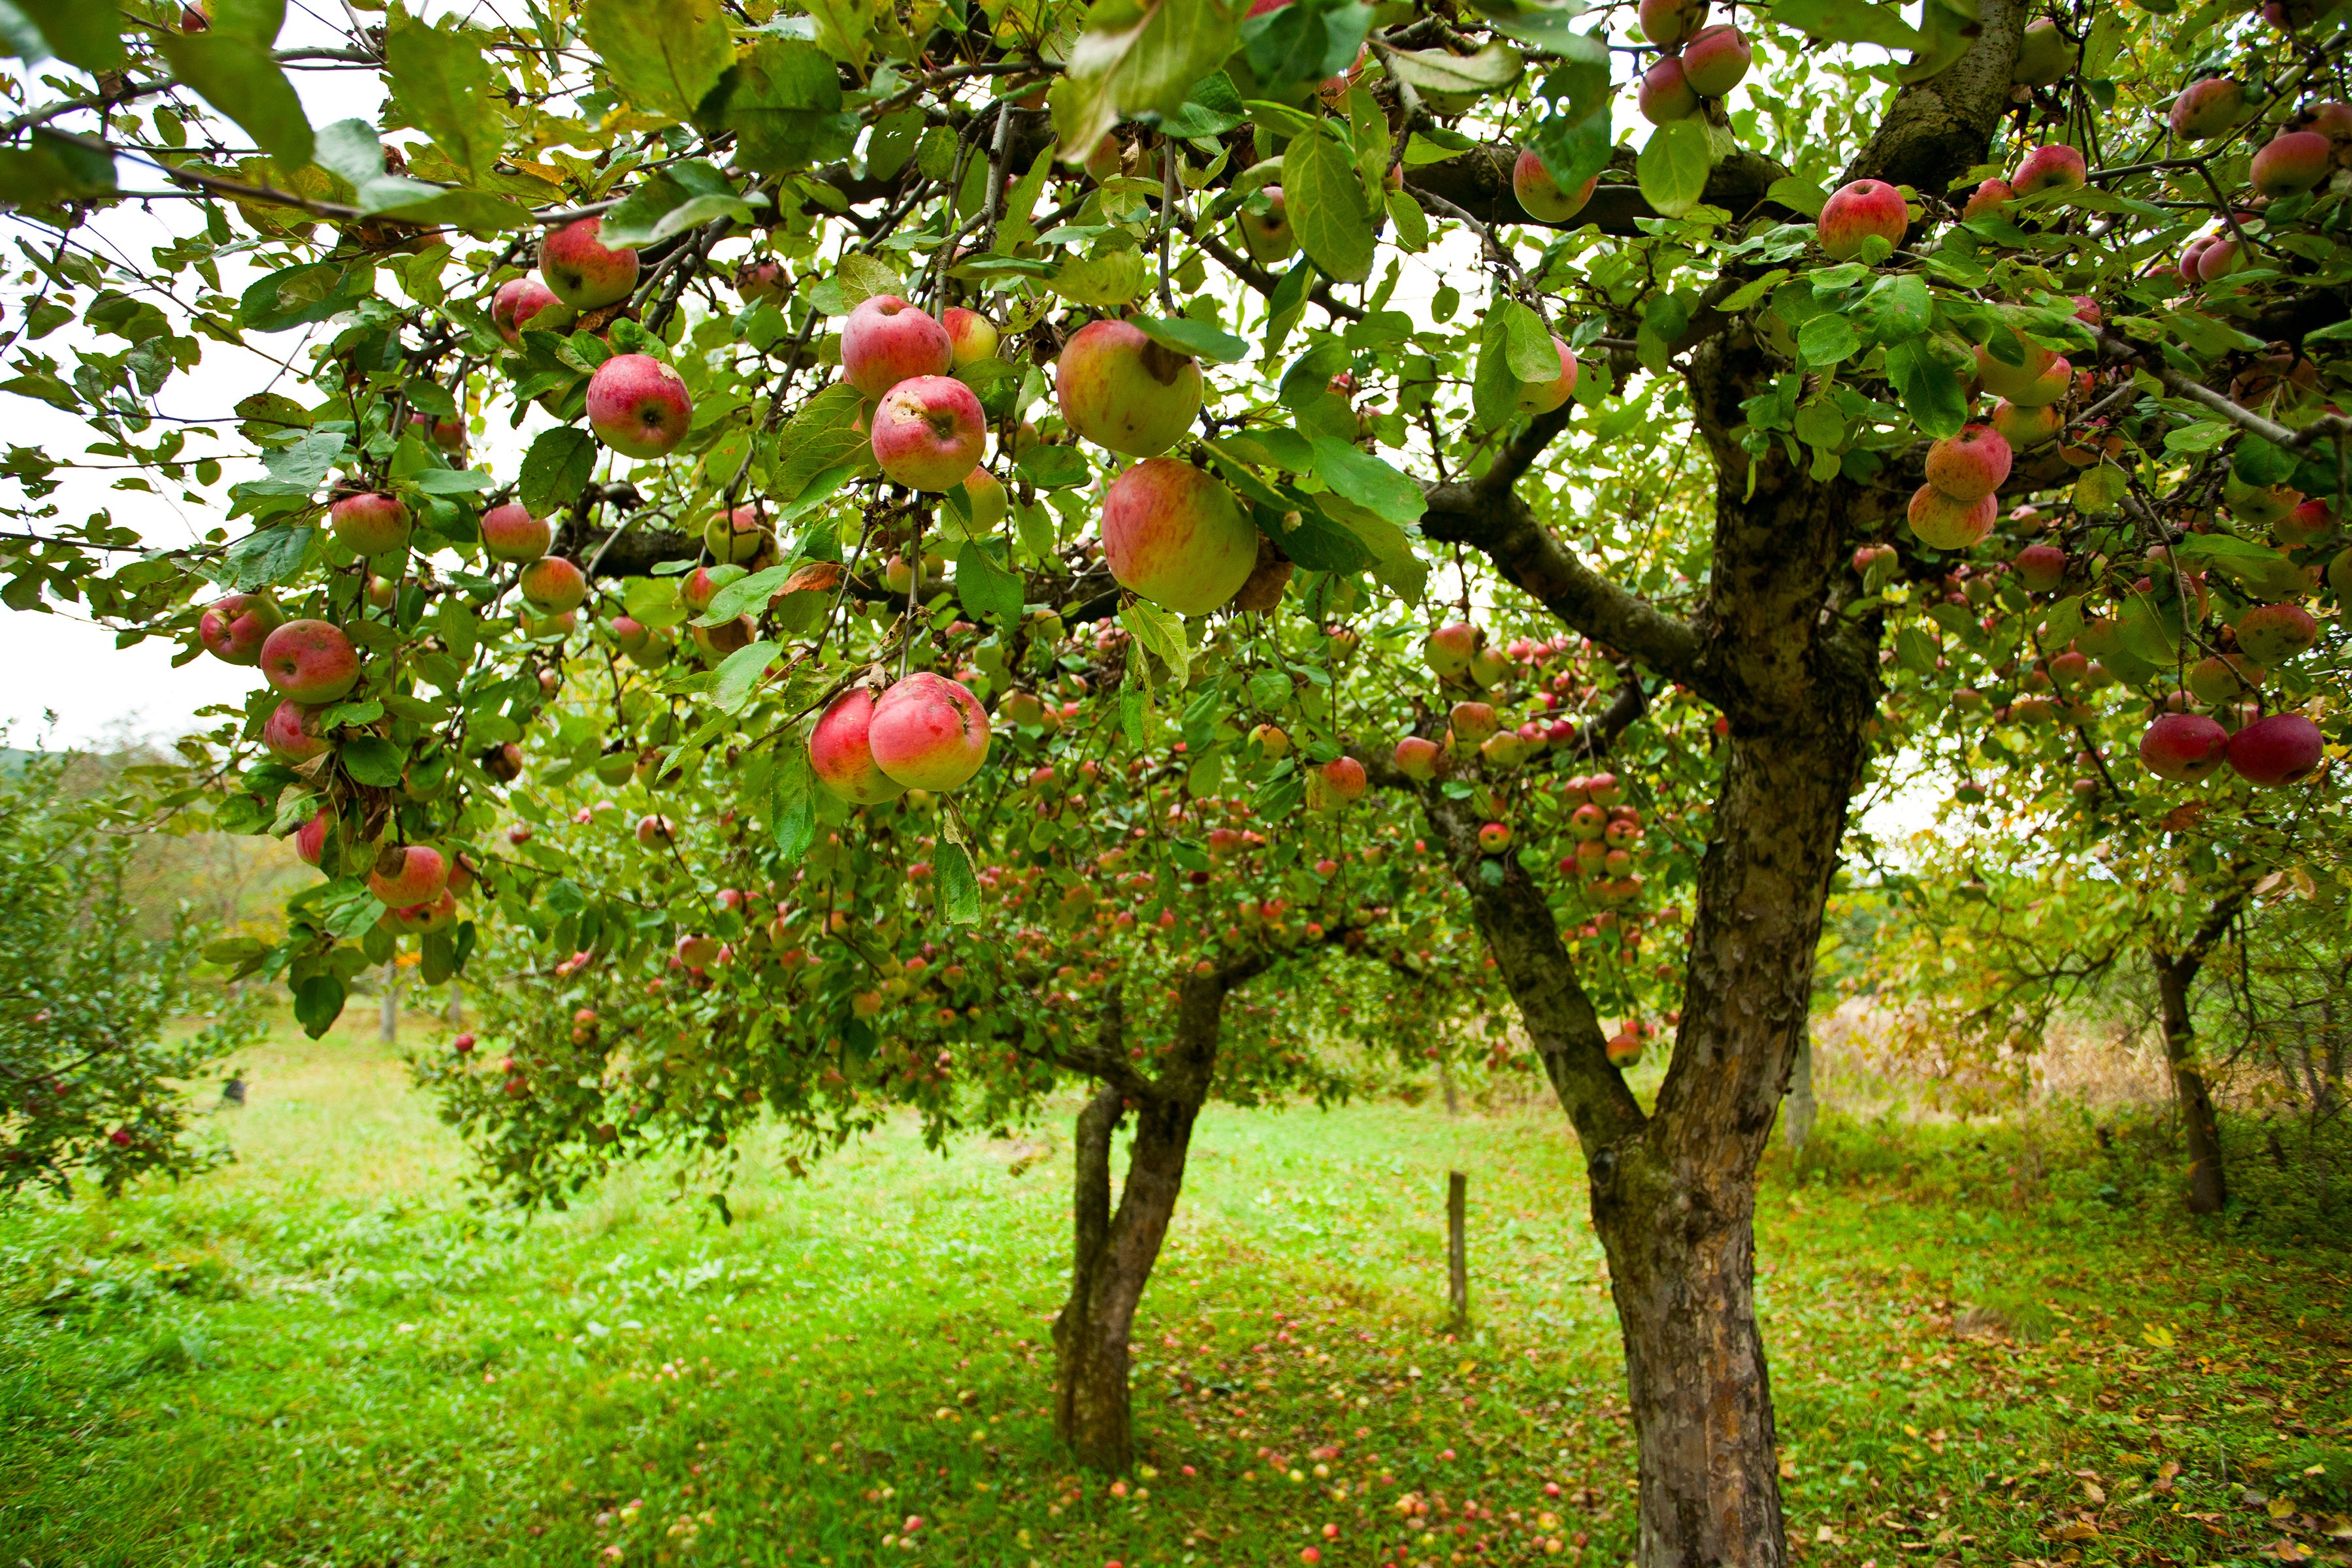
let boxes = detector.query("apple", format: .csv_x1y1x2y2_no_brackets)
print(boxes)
2011,143,2086,196
519,556,587,614
636,813,676,847
480,502,552,563
1923,425,2012,503
1056,319,1202,458
410,411,465,453
941,306,1000,368
587,353,693,459
1637,56,1699,124
1973,343,2069,405
2187,653,2264,704
366,574,395,610
263,698,331,764
2138,713,2230,782
329,492,411,557
1512,151,1597,223
1990,399,2064,448
1249,723,1292,759
1515,336,1580,415
2012,16,2076,84
2226,713,2324,786
1099,456,1258,616
1906,485,1996,550
1305,757,1367,813
1638,0,1708,48
872,376,988,492
811,688,909,805
610,615,650,657
367,843,449,907
1394,736,1442,781
2013,542,2067,592
1606,1031,1643,1067
704,506,770,564
678,934,721,968
2252,131,2334,197
1478,822,1514,853
1084,133,1126,182
735,258,788,304
2224,472,2301,527
2197,236,2246,282
1817,179,1908,259
200,593,282,664
1449,700,1499,743
1237,187,1297,263
260,620,360,704
1480,732,1527,768
2236,601,2318,663
870,672,991,791
2279,498,2338,546
1425,621,1482,679
960,466,1007,531
294,808,332,867
491,276,569,346
2170,76,2246,140
692,615,755,659
1680,24,1750,97
539,217,638,310
841,294,953,399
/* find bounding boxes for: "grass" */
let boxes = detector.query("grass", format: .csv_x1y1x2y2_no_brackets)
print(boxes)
2,1015,2349,1568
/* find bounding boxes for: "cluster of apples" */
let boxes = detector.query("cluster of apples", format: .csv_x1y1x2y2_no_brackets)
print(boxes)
492,218,698,462
1634,0,1753,126
808,674,992,806
840,292,1004,493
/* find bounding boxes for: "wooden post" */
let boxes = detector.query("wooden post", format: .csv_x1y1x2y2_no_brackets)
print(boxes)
1446,1170,1468,1328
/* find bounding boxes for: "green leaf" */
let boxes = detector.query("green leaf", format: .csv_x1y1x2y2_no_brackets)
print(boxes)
705,37,858,174
1162,73,1248,139
520,427,598,518
777,384,875,500
1134,314,1249,364
1767,0,1923,48
293,973,348,1039
155,31,312,171
1635,119,1712,219
0,131,116,206
1501,301,1557,382
1894,625,1938,676
934,840,981,925
772,744,817,860
581,0,734,122
239,262,374,333
1529,106,1612,201
340,736,408,789
1383,41,1522,101
956,540,1025,623
1282,123,1376,284
410,468,498,496
600,160,762,248
1764,175,1831,218
224,525,316,590
385,13,497,181
1051,0,1248,162
1121,599,1191,678
1016,446,1092,490
712,641,780,713
0,0,124,69
1472,310,1520,431
1884,338,1967,438
1311,437,1425,524
1796,313,1859,367
1048,248,1149,307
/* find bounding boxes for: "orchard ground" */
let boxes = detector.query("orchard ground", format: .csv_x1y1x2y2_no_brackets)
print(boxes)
3,1013,2348,1568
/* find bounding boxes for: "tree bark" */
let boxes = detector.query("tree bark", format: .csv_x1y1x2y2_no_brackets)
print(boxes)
1784,1023,1816,1153
1446,1170,1469,1328
2152,891,2244,1216
379,962,400,1045
1050,968,1248,1471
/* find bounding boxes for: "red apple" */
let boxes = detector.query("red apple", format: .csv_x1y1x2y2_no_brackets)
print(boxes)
1424,621,1482,679
2252,131,2334,197
1512,152,1596,223
491,276,569,346
260,620,360,704
367,843,449,907
941,306,1000,368
841,294,952,399
1249,723,1292,758
735,257,788,305
2225,713,2324,786
1099,457,1257,615
1637,56,1699,125
1818,179,1908,259
295,808,332,866
1515,335,1580,415
1906,485,1996,550
1923,424,2012,503
2138,713,2230,782
1680,24,1750,97
2170,76,2246,140
519,556,587,614
1305,757,1367,813
2279,498,2338,546
586,353,693,459
1056,319,1202,459
199,593,282,665
2236,602,2317,663
538,217,639,310
329,492,411,557
704,506,770,564
636,813,676,847
810,688,908,805
263,698,331,764
1449,700,1499,742
1638,0,1708,48
1989,399,2064,448
2013,542,2067,592
1961,178,2013,220
480,502,551,563
870,672,991,791
872,375,988,493
2011,143,2087,196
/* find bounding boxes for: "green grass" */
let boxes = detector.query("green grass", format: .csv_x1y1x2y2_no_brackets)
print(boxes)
3,1019,2349,1568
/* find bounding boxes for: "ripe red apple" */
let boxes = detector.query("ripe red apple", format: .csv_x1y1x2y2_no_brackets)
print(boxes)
480,502,551,563
2252,131,2334,197
2225,713,2324,786
1099,456,1258,615
704,506,769,564
636,813,676,847
1512,151,1596,222
869,672,991,791
295,808,332,866
410,410,465,453
1973,343,2068,406
2279,498,2338,546
329,492,411,557
519,557,587,614
1425,621,1482,679
1680,24,1750,97
681,563,743,615
1237,186,1297,264
1961,178,2012,220
1305,757,1367,813
1989,399,2064,448
367,575,394,612
1056,319,1203,459
260,620,360,704
2011,143,2087,196
941,307,999,368
1394,736,1442,781
200,593,282,665
2013,542,2067,592
2170,76,2246,140
810,688,908,805
1906,485,1996,550
1638,0,1708,48
538,217,638,310
2197,235,2246,282
1923,424,2012,503
2012,16,2076,84
491,276,568,346
1449,700,1499,742
368,843,449,906
1515,335,1580,415
735,257,788,305
2138,713,2230,783
263,698,331,764
586,353,693,459
2236,601,2317,663
1818,179,1907,259
841,294,952,399
1637,56,1699,125
873,375,988,492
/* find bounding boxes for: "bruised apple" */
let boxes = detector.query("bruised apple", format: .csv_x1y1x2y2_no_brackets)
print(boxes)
872,376,988,492
1056,319,1202,458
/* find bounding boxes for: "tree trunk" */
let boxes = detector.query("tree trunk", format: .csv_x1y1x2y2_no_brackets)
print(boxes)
378,963,400,1045
1051,969,1242,1471
1446,1170,1469,1327
1783,1023,1816,1152
1438,1056,1461,1115
2155,949,2229,1215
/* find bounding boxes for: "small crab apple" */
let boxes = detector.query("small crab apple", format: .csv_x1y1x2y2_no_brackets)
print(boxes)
1817,179,1908,259
2138,713,2230,783
872,375,988,493
810,689,907,806
841,294,953,398
586,353,693,459
1099,457,1258,616
1680,24,1750,97
491,276,568,346
1512,151,1597,222
869,672,991,791
199,593,281,664
941,306,999,367
1056,318,1203,458
260,620,361,704
538,217,638,310
480,502,551,563
1906,485,1997,549
329,492,410,557
1923,425,2012,503
2011,142,2086,196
